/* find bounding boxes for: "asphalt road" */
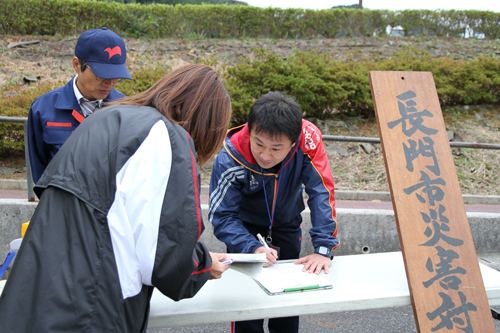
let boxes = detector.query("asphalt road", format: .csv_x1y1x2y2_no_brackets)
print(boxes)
147,305,500,332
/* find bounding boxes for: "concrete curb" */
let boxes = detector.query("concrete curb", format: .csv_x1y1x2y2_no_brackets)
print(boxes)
2,199,499,263
199,185,500,205
0,179,28,190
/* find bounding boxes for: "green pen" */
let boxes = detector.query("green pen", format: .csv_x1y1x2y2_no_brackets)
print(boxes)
284,285,320,293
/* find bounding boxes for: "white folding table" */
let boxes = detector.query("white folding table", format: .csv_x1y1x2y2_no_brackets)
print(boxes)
147,252,500,328
1,252,499,328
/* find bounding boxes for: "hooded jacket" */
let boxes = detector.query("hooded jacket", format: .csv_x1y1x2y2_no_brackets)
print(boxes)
209,119,339,255
0,105,211,332
27,76,125,183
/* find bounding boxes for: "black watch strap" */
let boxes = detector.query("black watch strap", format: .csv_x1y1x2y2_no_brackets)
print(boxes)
314,246,332,258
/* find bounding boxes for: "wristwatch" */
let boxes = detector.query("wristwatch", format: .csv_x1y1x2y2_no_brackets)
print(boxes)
314,246,333,259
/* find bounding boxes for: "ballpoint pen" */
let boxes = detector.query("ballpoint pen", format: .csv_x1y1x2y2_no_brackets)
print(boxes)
220,258,234,265
257,233,278,265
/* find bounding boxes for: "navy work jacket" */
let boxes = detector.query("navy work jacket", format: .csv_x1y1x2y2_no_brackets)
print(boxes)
27,76,125,183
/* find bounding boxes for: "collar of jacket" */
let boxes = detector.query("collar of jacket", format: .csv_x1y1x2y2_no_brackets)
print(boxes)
54,76,122,112
225,123,301,174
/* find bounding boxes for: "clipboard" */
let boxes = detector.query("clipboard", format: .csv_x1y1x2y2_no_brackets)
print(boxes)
252,260,333,296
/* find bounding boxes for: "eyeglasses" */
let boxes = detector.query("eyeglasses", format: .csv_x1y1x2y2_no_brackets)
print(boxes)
87,65,124,84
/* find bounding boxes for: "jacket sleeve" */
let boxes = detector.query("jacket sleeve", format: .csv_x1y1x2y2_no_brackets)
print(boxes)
28,101,50,184
208,150,262,254
153,238,212,301
151,125,214,301
106,120,211,302
300,122,339,252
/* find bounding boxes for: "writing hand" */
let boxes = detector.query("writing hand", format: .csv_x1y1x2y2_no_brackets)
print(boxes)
294,254,332,275
255,246,278,267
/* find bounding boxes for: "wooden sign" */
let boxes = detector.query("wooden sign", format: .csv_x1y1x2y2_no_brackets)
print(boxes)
369,71,495,332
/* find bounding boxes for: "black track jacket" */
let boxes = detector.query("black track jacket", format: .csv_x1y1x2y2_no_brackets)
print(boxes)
0,105,212,332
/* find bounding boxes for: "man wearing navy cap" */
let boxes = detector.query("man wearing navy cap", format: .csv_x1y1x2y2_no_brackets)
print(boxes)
28,27,132,184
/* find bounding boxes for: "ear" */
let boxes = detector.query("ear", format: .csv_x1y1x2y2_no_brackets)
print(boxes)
72,57,80,74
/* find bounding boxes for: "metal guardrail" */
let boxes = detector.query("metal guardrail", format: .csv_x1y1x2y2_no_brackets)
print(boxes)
0,116,35,201
1,116,500,203
323,135,500,149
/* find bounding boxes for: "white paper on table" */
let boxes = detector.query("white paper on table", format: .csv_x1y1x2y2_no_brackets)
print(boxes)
255,261,332,294
227,253,267,279
227,253,268,263
230,262,264,279
230,259,332,294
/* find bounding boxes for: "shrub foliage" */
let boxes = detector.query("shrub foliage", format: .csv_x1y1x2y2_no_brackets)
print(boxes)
1,0,499,39
223,48,500,124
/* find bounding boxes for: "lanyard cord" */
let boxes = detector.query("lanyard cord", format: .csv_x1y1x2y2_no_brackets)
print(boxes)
261,161,283,231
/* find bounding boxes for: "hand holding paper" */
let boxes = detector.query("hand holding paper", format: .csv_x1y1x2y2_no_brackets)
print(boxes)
209,252,231,280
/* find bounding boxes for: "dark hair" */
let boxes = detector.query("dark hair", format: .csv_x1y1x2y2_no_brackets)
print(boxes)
110,64,232,165
248,91,302,143
78,58,88,72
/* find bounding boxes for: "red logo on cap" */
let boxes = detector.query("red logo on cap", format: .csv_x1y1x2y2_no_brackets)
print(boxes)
104,46,122,59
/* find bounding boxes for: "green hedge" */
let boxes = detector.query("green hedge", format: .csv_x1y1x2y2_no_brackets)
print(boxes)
223,48,500,124
1,0,500,38
2,48,500,153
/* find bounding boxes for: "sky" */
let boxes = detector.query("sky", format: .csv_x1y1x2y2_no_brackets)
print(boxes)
244,0,500,12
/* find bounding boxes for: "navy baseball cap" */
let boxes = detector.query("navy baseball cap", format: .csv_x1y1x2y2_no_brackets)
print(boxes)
75,27,132,80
